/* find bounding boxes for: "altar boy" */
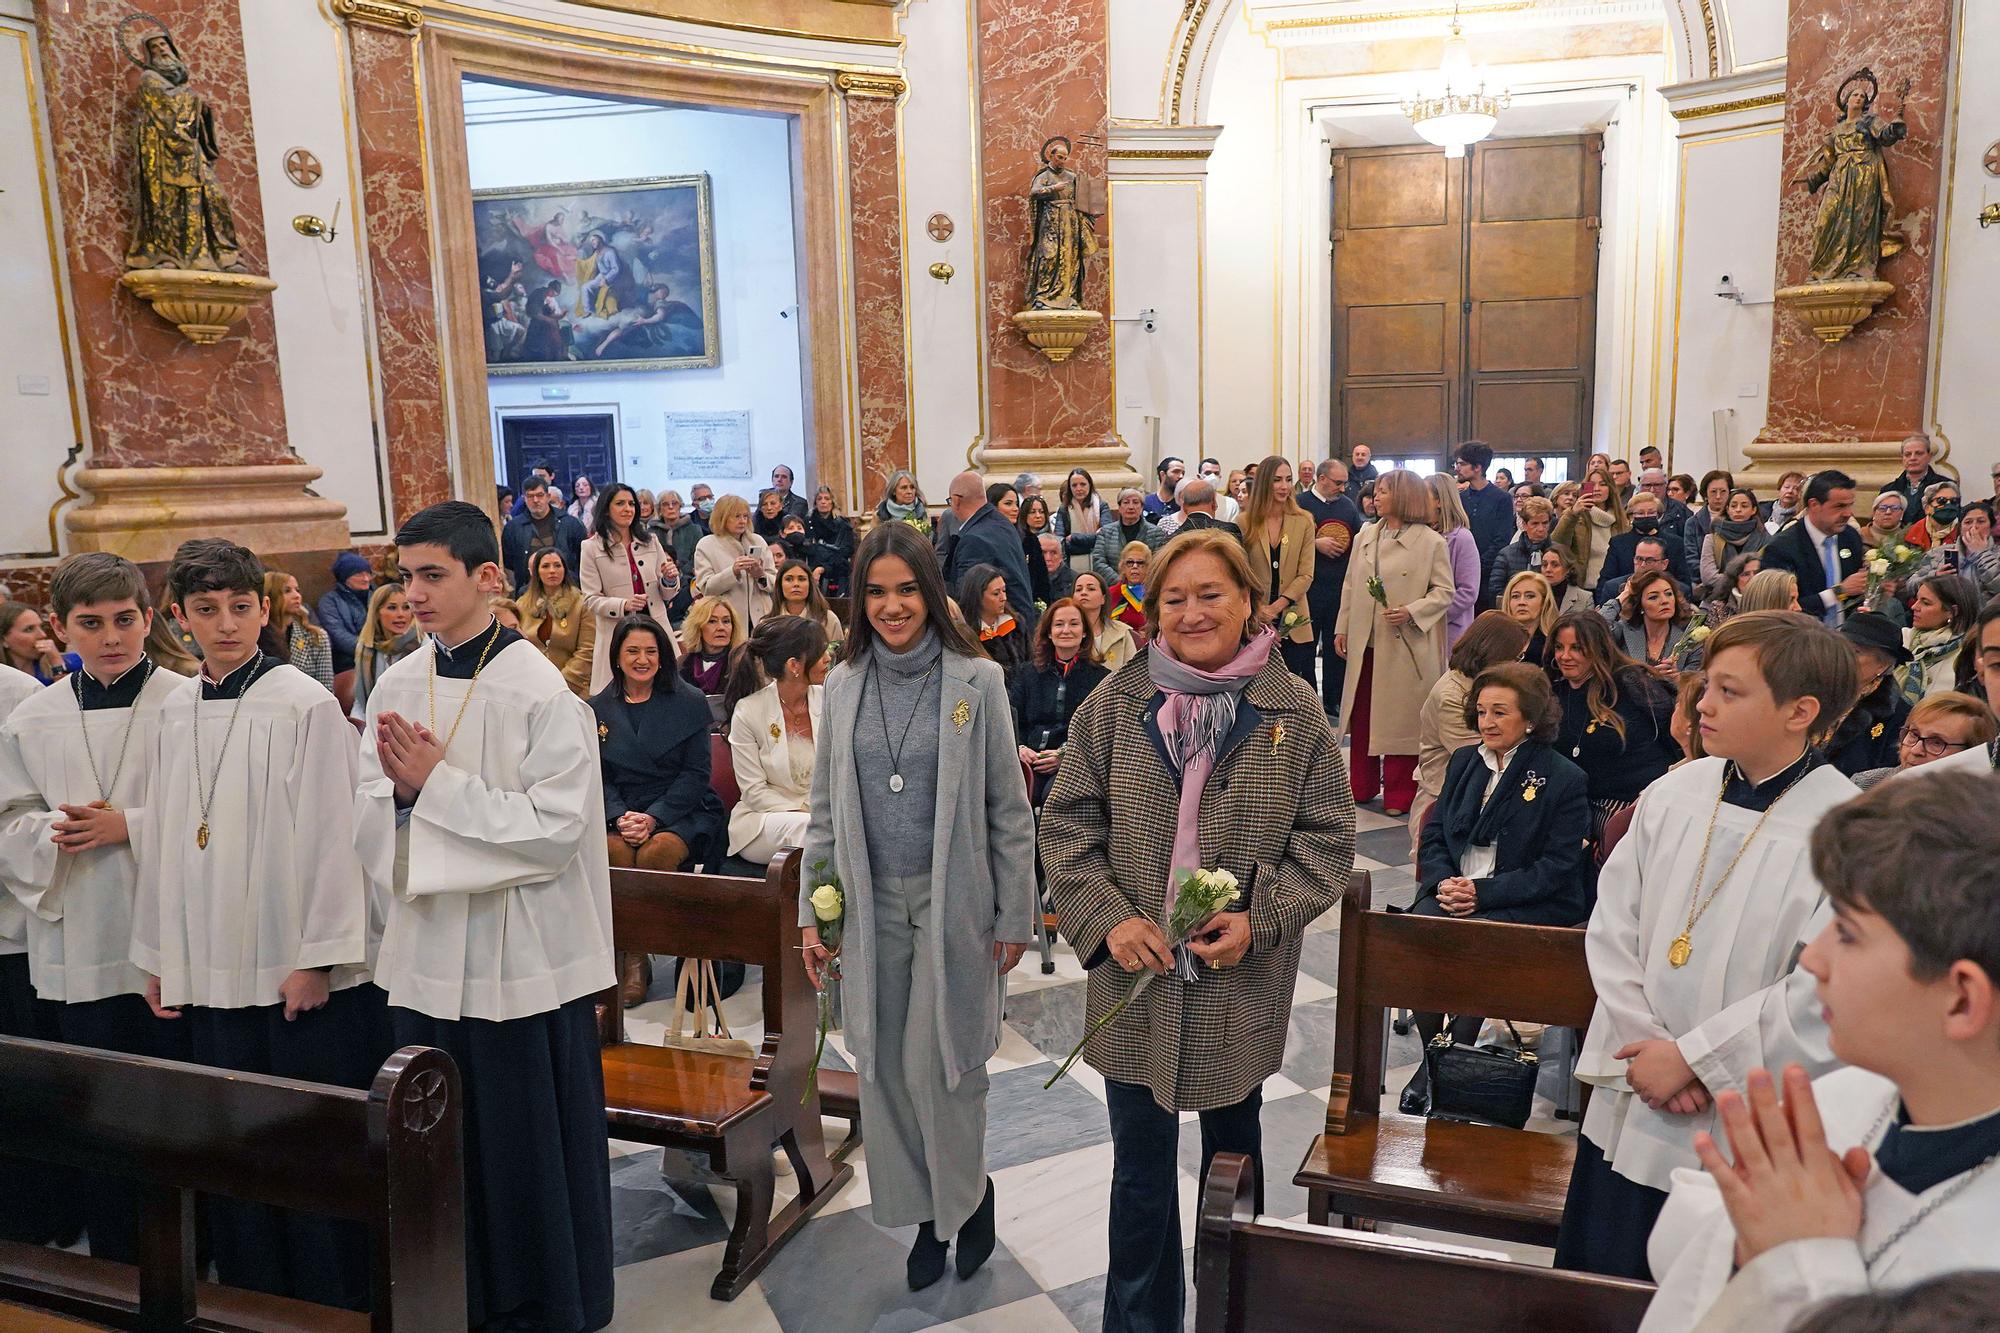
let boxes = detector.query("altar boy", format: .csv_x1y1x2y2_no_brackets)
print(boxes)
0,554,187,1261
356,501,614,1332
132,538,377,1307
1641,770,2000,1330
1556,611,1862,1278
0,658,62,1245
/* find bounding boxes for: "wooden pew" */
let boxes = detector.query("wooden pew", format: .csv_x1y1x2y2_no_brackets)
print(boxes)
1292,871,1597,1247
0,1039,464,1332
600,849,853,1300
1200,1153,1651,1332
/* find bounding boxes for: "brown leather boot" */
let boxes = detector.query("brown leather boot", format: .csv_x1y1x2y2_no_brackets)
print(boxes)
618,951,652,1008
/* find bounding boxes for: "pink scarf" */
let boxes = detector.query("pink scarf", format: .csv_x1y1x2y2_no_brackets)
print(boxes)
1151,627,1277,915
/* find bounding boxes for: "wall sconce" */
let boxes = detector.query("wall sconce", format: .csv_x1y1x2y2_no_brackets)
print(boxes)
1980,203,2000,229
928,262,954,283
292,199,342,245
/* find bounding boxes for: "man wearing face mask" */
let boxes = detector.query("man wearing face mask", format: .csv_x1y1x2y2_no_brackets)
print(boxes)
1593,493,1684,595
688,484,716,534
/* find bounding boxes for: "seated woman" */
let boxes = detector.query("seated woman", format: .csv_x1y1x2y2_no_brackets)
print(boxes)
1071,571,1136,670
958,563,1029,679
800,485,857,598
1853,690,1996,790
514,547,595,697
1401,661,1591,1112
1548,610,1680,842
677,596,743,697
260,570,334,690
1736,566,1799,613
1538,545,1593,617
1607,569,1699,686
1106,542,1152,642
351,582,419,719
1899,574,1980,704
1008,597,1110,805
1412,611,1530,856
1501,569,1557,664
1697,551,1763,628
724,615,829,866
1826,611,1914,778
490,595,522,630
592,615,727,1006
773,557,845,641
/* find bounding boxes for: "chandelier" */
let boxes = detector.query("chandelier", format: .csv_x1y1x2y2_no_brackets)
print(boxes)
1402,3,1509,159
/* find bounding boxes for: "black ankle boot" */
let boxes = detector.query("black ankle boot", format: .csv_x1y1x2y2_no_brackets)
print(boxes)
954,1178,996,1280
907,1221,948,1291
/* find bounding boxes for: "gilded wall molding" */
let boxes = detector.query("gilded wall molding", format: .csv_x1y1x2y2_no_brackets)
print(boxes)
1261,1,1531,32
1669,91,1784,120
1168,0,1212,125
835,69,906,98
1697,0,1718,76
332,0,423,32
1107,147,1212,160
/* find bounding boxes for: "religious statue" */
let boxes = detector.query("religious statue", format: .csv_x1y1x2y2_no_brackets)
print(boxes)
120,15,247,273
1798,68,1910,284
1024,136,1101,311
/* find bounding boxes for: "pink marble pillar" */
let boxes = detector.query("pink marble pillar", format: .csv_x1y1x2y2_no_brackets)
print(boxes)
1745,0,1952,487
844,83,912,508
975,0,1120,473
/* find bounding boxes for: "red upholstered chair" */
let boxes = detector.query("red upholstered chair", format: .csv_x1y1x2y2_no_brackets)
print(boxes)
709,732,740,811
1595,803,1636,869
332,669,356,716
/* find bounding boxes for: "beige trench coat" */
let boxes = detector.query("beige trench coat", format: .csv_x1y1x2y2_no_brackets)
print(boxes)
1334,520,1453,756
578,532,674,694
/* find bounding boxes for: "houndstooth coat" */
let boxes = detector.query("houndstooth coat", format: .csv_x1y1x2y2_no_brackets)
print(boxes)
1040,650,1355,1112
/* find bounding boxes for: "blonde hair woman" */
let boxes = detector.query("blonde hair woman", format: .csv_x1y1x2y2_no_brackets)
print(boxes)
1240,455,1318,680
1737,567,1800,613
1502,569,1559,657
1424,472,1479,645
351,581,419,718
677,595,744,695
1071,570,1136,670
260,570,333,690
579,482,674,693
1334,468,1453,815
692,493,777,634
514,547,596,697
1553,465,1631,591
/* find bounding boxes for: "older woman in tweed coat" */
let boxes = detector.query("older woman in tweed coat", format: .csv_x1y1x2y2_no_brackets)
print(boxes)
1042,528,1354,1333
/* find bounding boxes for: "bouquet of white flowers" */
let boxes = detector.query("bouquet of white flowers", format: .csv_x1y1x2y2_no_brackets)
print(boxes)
1044,867,1243,1089
1665,610,1712,665
1863,540,1922,610
802,860,845,1105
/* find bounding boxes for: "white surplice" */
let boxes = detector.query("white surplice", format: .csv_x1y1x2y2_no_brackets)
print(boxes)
1641,1066,2000,1332
355,639,614,1022
131,664,368,1009
1577,756,1859,1191
0,666,179,1001
0,665,42,961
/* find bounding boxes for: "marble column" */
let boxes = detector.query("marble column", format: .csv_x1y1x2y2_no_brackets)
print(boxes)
841,73,913,510
972,0,1130,489
37,0,347,562
1741,0,1952,491
339,0,455,523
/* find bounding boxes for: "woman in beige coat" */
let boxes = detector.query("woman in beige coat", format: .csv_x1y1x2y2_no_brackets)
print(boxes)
1239,454,1318,681
1334,468,1453,815
578,482,673,693
514,547,596,698
692,493,777,634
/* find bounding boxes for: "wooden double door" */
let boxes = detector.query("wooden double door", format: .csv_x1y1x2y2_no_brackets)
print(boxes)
1331,134,1602,467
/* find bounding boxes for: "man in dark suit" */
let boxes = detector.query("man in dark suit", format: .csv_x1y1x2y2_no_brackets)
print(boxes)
1299,461,1360,717
1170,478,1242,541
1592,536,1677,617
940,469,1037,624
1755,469,1868,624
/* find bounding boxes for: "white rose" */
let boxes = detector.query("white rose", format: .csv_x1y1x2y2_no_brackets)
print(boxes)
810,884,843,922
1868,557,1890,576
1687,625,1712,643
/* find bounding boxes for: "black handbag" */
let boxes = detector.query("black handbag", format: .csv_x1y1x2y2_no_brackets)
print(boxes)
1419,1021,1539,1130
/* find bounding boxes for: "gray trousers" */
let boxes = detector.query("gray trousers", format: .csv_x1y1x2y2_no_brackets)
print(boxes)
862,870,990,1236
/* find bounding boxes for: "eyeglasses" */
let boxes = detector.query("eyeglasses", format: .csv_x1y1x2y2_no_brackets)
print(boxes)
1899,727,1970,758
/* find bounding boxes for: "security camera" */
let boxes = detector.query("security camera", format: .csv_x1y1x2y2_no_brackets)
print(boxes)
1714,275,1742,303
1142,310,1157,334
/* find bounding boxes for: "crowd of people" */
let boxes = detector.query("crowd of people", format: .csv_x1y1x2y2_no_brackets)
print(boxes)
1,438,1999,1333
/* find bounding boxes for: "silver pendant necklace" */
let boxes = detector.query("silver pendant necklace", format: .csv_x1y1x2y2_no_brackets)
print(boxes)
1858,1094,2000,1269
72,660,151,807
875,658,937,793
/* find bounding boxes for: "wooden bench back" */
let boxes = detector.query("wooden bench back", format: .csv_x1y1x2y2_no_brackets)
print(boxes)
0,1039,465,1332
1331,871,1595,1127
602,851,812,1093
1196,1153,1651,1333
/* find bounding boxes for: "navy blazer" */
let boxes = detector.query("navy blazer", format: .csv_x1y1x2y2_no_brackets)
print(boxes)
1758,517,1866,609
1416,740,1591,927
943,504,1038,625
590,680,727,864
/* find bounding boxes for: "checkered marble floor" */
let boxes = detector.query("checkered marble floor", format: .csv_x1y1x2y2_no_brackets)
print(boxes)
603,793,1576,1332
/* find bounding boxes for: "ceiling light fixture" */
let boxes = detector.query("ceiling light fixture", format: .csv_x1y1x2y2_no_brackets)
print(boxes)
1402,2,1509,159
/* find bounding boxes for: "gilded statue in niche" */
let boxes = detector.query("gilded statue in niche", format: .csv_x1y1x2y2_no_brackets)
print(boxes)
119,14,247,273
1798,68,1910,284
1024,136,1101,311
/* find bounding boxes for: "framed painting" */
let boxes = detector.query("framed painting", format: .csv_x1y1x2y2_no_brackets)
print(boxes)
472,173,720,374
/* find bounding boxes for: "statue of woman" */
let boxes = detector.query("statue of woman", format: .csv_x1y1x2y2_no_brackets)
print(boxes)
1798,69,1909,284
1024,136,1100,311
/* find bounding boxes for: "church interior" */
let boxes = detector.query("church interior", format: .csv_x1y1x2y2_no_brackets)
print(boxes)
3,0,1998,1330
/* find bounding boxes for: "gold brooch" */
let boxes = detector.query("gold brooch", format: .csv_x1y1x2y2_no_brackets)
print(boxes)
952,699,971,732
1870,721,1884,738
596,722,609,741
770,722,782,741
1271,722,1285,749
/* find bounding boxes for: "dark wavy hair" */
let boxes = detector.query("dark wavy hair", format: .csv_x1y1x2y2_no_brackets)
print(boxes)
1548,610,1654,743
603,615,681,698
722,613,828,718
840,521,980,665
593,482,644,553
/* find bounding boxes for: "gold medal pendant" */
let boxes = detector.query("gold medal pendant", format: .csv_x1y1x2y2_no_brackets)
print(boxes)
1668,933,1692,968
195,821,209,851
1522,786,1536,802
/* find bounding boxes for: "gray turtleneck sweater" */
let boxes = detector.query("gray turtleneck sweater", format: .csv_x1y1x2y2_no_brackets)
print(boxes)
853,629,945,877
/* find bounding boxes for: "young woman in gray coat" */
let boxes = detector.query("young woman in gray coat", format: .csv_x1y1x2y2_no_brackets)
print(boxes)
800,522,1037,1291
